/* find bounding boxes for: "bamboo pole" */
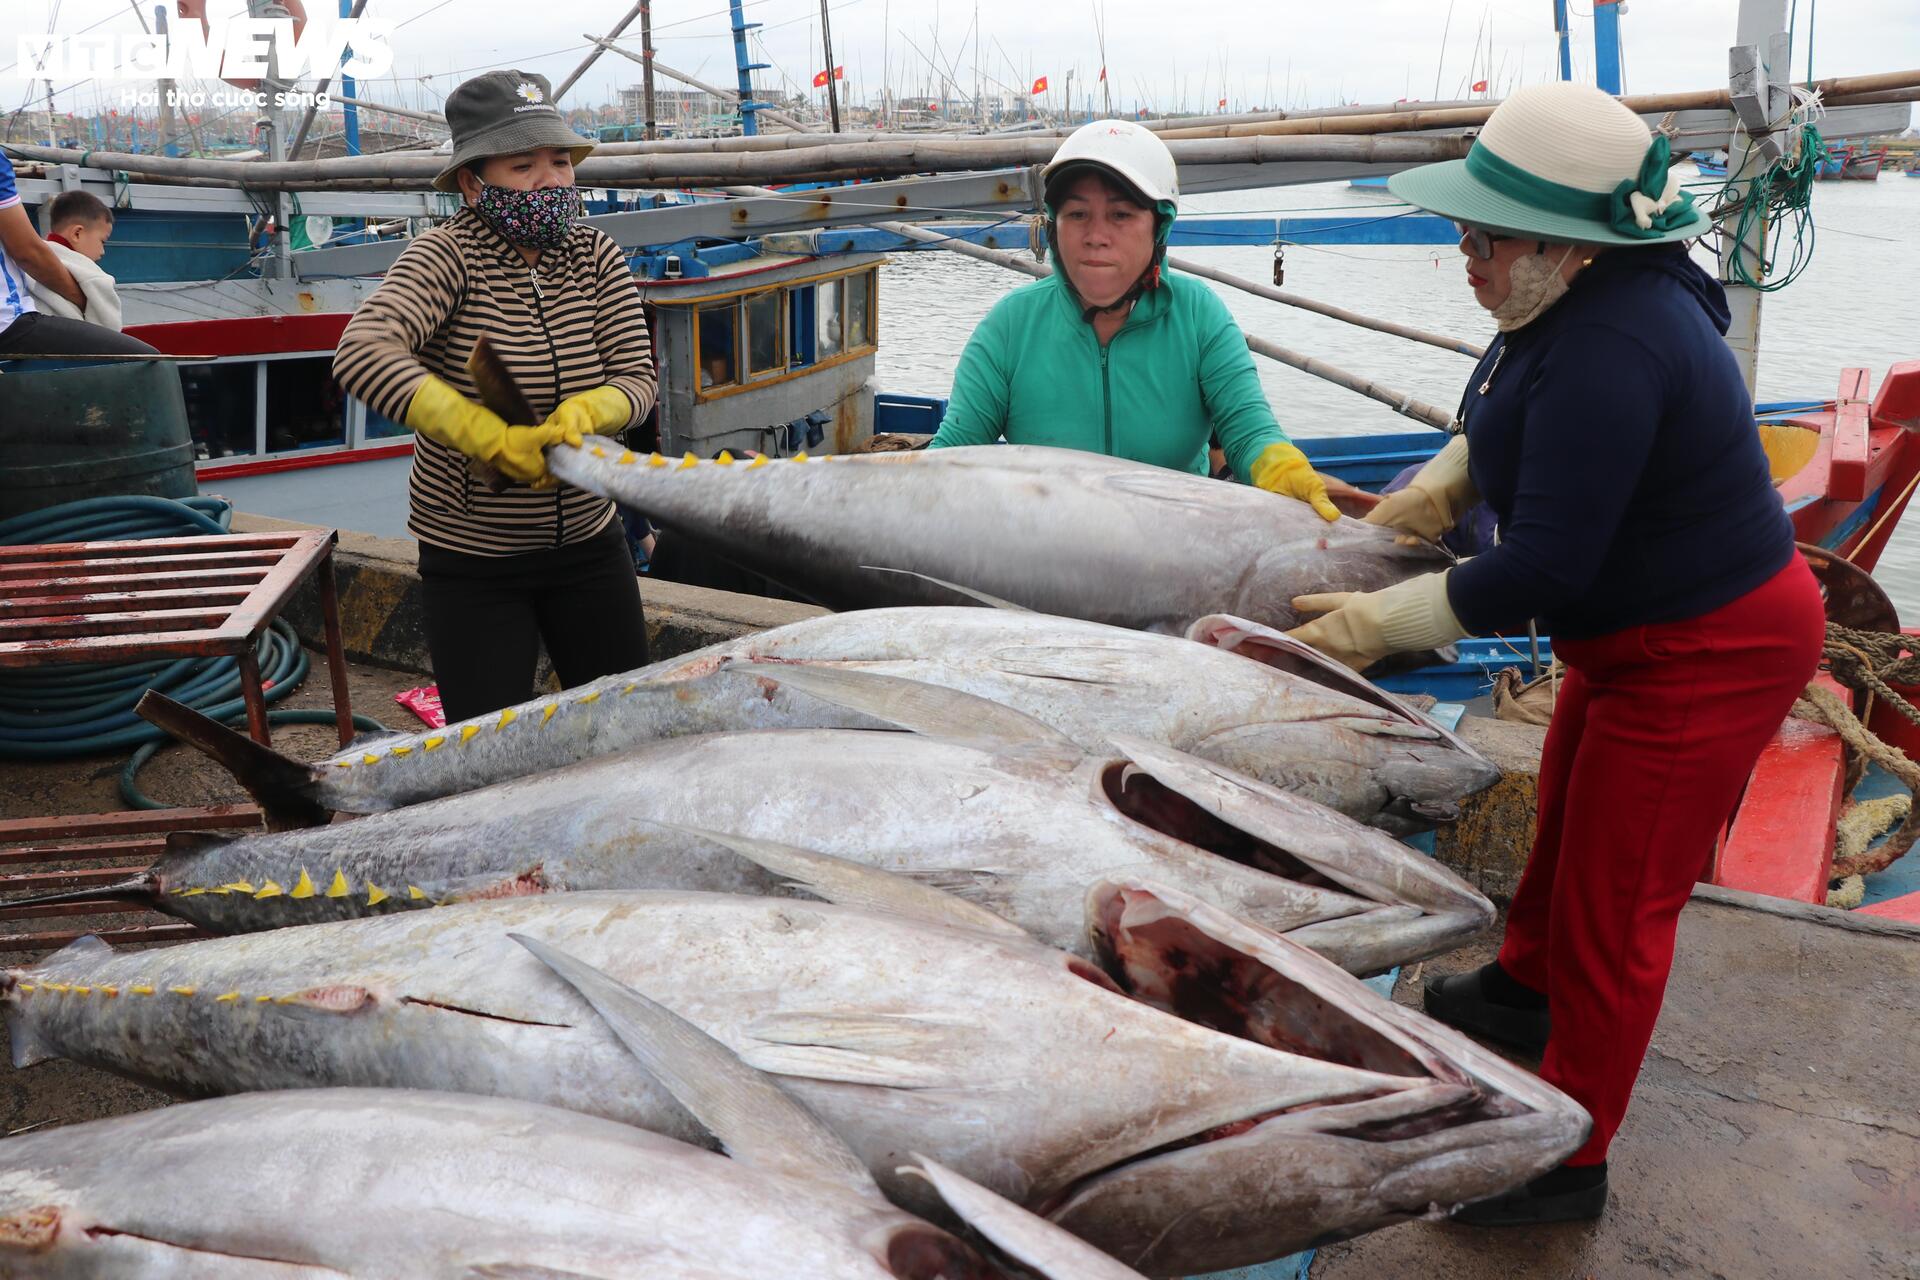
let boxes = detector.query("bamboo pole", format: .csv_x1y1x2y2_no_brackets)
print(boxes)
553,1,649,103
1156,70,1920,139
1168,257,1485,358
592,39,813,133
0,132,1475,191
288,0,371,160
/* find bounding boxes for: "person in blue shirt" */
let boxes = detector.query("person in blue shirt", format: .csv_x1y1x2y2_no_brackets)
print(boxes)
0,152,156,357
1288,84,1823,1226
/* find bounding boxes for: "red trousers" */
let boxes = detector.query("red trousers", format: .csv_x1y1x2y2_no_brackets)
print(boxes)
1498,556,1825,1165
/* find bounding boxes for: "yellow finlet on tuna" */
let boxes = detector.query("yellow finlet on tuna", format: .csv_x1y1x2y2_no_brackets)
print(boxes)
361,752,381,765
43,983,69,993
460,724,481,743
408,885,427,900
498,708,518,730
255,881,284,899
391,745,412,757
72,986,91,996
716,451,735,465
367,884,390,906
255,994,273,1003
100,986,117,998
215,992,240,1003
793,451,810,462
180,887,209,897
333,760,353,769
591,445,608,458
130,985,154,996
16,983,33,994
221,881,256,894
169,986,195,997
747,454,768,469
679,452,698,469
325,870,351,898
289,870,317,899
424,735,446,751
541,704,558,724
648,452,667,468
618,450,636,465
580,691,600,704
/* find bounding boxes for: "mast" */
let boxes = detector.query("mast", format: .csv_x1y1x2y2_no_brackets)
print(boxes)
728,0,768,135
1718,0,1792,398
819,0,841,132
1593,0,1624,94
640,0,657,139
1553,0,1573,82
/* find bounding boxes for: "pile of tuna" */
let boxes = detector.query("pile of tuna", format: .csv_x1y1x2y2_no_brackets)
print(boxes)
0,446,1588,1278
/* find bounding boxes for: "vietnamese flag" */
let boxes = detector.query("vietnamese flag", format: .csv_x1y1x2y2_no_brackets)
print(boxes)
1217,97,1227,109
1472,79,1489,92
1098,66,1106,82
1031,75,1049,95
812,66,844,87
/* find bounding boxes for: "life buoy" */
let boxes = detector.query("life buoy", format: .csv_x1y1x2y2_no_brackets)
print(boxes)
176,1,309,92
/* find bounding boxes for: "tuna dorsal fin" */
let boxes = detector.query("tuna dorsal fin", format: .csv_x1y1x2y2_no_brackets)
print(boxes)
508,933,881,1200
736,662,1081,761
661,824,1028,940
135,691,329,830
902,1156,1149,1279
857,565,1033,612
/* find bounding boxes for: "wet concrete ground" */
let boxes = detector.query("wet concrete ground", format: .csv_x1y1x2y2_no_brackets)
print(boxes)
1312,889,1920,1280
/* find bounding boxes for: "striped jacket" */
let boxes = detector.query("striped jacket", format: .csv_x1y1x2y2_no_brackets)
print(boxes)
333,207,656,555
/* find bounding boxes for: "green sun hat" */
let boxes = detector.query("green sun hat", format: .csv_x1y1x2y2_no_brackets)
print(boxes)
1388,82,1710,247
432,70,597,194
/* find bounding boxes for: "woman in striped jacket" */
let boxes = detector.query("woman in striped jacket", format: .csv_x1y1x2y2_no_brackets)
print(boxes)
334,70,655,722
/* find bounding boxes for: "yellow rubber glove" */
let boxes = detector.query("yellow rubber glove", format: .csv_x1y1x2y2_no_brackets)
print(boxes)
1285,572,1468,672
1249,441,1340,522
1365,435,1478,545
404,375,572,486
543,385,633,438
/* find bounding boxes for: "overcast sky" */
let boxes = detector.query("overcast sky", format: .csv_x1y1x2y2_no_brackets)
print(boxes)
6,1,1917,124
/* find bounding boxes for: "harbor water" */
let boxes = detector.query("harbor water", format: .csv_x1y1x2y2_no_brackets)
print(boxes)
875,173,1920,613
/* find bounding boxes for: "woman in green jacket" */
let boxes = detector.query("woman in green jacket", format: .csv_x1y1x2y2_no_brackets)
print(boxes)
929,119,1338,521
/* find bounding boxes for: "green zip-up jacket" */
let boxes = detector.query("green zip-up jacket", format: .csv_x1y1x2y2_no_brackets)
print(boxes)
927,269,1289,479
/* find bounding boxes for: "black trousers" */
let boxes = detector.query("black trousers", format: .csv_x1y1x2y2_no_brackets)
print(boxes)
0,313,159,356
418,521,649,723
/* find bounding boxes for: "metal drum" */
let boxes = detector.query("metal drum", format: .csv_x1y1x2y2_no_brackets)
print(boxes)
0,360,197,520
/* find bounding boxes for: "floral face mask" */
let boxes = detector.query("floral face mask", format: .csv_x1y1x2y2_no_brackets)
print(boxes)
473,182,581,251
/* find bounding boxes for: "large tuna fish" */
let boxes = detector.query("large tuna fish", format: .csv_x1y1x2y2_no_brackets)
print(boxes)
2,866,1588,1275
545,440,1446,632
172,608,1493,834
0,934,1139,1278
98,669,1494,975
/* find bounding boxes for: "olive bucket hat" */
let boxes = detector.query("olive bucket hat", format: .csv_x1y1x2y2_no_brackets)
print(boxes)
432,70,596,194
1388,82,1709,246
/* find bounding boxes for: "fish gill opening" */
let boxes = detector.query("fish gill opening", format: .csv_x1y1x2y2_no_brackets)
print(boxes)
883,1226,1010,1280
1099,762,1337,890
1089,887,1524,1144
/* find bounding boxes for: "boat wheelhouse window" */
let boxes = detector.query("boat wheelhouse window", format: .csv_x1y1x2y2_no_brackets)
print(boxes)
179,363,260,460
846,269,876,347
364,405,409,440
265,361,347,452
698,303,739,388
815,279,844,359
745,289,784,377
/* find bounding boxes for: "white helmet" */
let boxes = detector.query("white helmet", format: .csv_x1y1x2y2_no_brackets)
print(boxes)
1042,119,1179,209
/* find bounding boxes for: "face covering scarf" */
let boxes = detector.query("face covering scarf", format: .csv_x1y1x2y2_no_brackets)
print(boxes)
1492,244,1581,333
474,183,581,251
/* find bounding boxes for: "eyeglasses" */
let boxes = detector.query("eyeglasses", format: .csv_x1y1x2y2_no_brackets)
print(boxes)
1454,222,1512,261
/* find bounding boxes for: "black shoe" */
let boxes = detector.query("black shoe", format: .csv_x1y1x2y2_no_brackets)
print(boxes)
1423,962,1550,1056
1451,1163,1608,1227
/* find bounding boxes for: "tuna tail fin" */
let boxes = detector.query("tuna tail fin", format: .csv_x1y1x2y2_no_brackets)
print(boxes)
902,1156,1149,1280
659,824,1028,940
507,933,882,1201
135,691,329,830
735,662,1081,763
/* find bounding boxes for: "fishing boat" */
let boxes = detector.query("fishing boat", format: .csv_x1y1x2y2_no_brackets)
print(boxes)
1815,141,1889,180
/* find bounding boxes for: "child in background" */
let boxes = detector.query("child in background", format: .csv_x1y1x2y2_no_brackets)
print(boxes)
32,191,124,331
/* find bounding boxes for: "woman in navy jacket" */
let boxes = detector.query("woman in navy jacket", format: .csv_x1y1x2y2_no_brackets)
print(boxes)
1288,84,1824,1225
